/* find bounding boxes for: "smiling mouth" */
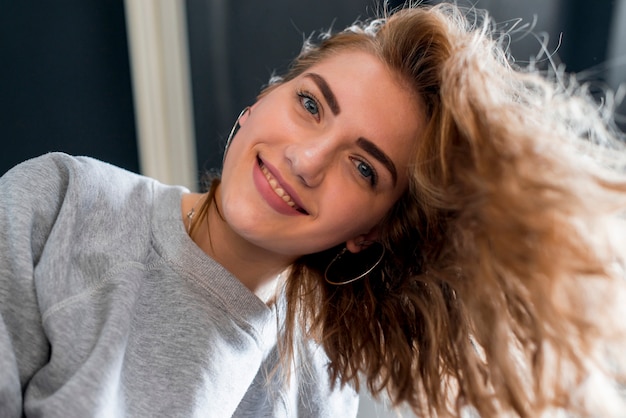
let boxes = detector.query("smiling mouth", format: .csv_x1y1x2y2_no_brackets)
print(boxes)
257,157,308,214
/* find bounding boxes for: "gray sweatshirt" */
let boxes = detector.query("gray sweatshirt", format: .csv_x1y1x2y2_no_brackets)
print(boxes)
0,153,358,417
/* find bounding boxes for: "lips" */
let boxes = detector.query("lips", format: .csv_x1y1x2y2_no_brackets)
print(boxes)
256,157,308,215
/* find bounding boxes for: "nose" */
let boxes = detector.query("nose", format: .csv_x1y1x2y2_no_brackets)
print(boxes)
284,137,336,188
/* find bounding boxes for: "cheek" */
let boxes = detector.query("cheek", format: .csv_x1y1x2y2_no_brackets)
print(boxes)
322,188,393,233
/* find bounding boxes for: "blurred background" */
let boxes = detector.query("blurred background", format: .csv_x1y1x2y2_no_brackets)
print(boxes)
0,0,624,414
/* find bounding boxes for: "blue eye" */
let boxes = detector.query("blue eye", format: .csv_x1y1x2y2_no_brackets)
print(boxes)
298,92,319,116
357,162,373,178
351,158,378,186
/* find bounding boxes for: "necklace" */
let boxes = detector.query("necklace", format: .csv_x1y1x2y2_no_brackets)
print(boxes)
186,194,205,234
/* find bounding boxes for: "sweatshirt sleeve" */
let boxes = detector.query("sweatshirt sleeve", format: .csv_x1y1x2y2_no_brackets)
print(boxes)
0,154,71,416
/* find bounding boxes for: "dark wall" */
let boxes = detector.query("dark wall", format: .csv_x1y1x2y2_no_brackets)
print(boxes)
472,0,616,85
559,0,614,74
0,1,138,176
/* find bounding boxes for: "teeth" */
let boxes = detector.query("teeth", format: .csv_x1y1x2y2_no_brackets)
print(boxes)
260,163,299,209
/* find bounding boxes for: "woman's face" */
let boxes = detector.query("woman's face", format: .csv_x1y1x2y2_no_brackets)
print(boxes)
219,50,425,257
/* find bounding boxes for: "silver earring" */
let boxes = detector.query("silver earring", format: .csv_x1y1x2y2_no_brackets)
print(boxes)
324,242,385,285
223,107,251,164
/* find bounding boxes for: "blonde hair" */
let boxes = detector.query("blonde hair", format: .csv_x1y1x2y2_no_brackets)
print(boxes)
194,2,626,416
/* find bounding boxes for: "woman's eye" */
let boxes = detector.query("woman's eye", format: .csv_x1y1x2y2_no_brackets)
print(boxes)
298,92,319,116
357,162,373,178
351,158,377,186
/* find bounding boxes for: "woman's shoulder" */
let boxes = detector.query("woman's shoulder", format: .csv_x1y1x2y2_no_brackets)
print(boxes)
1,152,177,264
2,152,150,197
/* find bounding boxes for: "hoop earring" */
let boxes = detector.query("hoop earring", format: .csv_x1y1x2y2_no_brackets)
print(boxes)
324,242,385,285
222,107,251,164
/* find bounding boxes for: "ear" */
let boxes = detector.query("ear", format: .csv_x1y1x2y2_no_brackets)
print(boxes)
238,106,252,126
345,226,381,254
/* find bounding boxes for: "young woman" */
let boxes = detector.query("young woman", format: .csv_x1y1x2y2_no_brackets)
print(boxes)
1,3,625,417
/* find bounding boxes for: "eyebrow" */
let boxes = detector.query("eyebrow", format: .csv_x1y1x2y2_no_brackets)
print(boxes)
304,73,341,115
357,137,398,186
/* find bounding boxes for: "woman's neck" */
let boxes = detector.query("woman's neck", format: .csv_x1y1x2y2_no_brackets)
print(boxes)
182,191,294,298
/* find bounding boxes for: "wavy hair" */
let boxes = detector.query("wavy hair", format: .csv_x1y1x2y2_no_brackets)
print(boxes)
267,3,626,417
192,2,626,416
